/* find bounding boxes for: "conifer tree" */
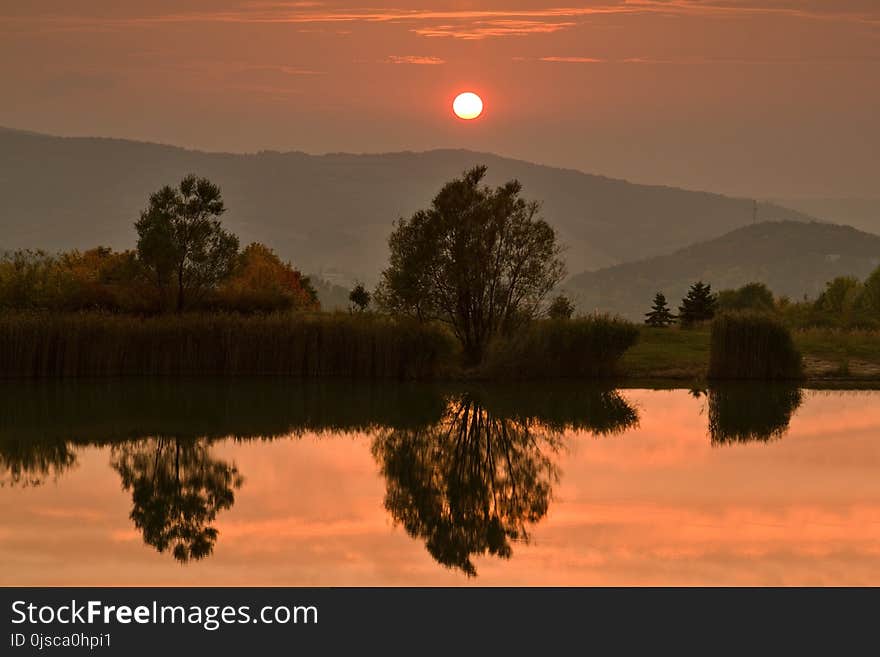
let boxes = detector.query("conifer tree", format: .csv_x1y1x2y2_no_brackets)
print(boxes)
645,292,676,327
678,281,717,327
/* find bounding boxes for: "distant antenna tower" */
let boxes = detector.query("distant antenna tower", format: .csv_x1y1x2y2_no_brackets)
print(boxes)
752,200,758,224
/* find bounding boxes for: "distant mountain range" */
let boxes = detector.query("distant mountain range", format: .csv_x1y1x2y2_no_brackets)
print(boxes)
0,127,817,286
565,221,880,320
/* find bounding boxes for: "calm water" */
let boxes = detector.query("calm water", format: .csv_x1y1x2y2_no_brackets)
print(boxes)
1,380,878,586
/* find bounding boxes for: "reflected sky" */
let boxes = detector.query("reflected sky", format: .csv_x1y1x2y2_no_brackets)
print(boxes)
1,386,879,585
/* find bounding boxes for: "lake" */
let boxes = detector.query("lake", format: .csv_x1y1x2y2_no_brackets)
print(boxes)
1,380,878,586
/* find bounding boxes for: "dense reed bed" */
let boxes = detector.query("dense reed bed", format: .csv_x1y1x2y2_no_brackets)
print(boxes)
708,312,803,380
482,316,640,379
0,312,455,379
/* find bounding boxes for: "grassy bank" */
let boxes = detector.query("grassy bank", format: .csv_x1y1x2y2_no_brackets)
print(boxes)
0,312,455,379
622,325,880,381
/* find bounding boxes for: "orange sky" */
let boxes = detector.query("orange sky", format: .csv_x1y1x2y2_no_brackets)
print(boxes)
1,1,878,196
2,389,880,586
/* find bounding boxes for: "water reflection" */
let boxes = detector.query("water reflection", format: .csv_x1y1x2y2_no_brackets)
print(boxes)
0,379,823,574
111,438,243,562
707,385,804,445
0,438,76,488
373,394,558,576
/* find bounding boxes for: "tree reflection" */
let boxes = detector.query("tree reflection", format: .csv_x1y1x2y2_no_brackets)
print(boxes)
1,380,639,570
372,394,561,576
0,439,77,488
111,438,243,562
708,385,804,444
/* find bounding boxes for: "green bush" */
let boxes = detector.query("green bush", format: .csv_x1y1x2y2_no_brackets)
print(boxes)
0,311,455,380
708,312,803,380
482,316,639,379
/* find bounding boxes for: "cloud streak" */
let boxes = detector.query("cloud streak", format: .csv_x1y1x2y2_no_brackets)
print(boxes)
4,2,879,40
384,55,445,64
414,19,576,39
534,53,880,64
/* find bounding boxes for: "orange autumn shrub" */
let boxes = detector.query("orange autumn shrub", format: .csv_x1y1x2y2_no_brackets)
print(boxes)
210,243,319,313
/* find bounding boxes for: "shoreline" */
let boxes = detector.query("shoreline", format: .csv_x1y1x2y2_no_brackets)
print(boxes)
0,371,878,389
0,313,876,384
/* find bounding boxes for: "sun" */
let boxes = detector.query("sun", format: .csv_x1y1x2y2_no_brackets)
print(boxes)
452,92,483,120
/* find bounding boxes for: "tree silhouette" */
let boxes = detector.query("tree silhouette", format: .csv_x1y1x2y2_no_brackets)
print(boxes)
135,175,239,312
0,438,77,488
644,292,676,327
375,166,565,364
678,281,717,327
547,294,575,320
111,437,243,562
372,394,559,576
716,282,775,313
348,283,371,313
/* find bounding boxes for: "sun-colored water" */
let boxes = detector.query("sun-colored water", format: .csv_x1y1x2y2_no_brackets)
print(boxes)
1,382,878,585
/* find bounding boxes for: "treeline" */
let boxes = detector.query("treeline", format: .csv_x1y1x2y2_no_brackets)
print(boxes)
0,168,643,380
0,243,318,314
0,175,318,314
644,267,880,330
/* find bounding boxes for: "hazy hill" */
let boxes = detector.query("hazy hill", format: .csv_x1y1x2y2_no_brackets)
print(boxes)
775,198,880,235
566,221,880,320
0,127,818,286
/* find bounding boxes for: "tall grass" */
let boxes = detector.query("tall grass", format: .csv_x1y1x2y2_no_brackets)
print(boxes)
482,316,639,379
0,312,455,379
708,312,803,380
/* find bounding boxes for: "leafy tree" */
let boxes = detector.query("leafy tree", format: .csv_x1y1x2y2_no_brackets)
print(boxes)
348,283,371,313
860,266,880,316
678,281,717,327
112,437,243,562
0,247,155,313
815,276,862,314
644,292,676,327
547,294,575,320
375,166,565,364
217,242,318,312
716,282,776,313
135,175,239,312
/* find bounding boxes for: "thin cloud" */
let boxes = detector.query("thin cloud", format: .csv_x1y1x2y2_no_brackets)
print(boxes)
234,63,324,75
384,55,445,65
3,2,879,41
414,20,576,40
538,56,607,63
534,56,675,64
533,53,880,64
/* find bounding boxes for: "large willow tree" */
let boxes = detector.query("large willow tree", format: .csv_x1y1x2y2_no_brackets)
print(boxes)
376,166,565,364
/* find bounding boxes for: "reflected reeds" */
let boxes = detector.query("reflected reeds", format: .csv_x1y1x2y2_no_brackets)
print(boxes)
708,384,804,444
